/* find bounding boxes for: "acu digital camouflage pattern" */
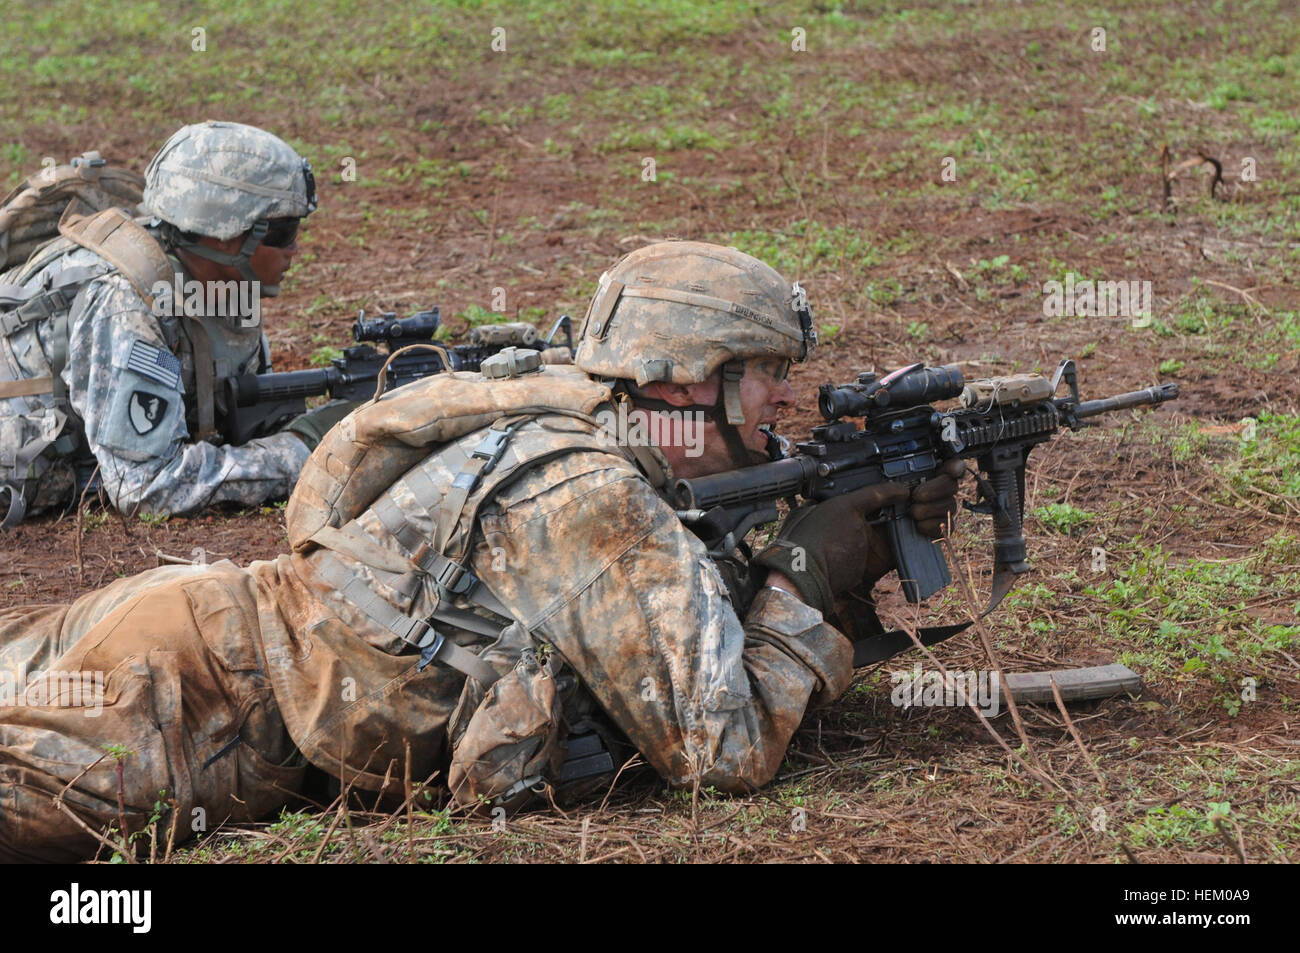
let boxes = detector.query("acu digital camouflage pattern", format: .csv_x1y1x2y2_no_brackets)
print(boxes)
3,242,308,517
143,120,315,240
0,405,855,859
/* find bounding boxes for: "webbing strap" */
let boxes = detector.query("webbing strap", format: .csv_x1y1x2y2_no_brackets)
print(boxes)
309,523,417,575
721,360,746,425
309,520,515,629
371,493,432,564
187,319,216,439
46,310,69,406
57,209,170,306
0,376,54,398
435,420,514,553
1,484,26,529
313,552,500,685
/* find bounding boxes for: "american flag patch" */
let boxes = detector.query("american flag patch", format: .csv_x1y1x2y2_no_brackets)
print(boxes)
125,340,182,392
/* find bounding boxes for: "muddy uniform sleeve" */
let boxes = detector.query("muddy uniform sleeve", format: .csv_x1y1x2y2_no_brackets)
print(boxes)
65,276,310,516
476,456,855,793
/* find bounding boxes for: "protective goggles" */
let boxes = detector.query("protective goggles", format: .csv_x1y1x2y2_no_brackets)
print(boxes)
262,217,301,248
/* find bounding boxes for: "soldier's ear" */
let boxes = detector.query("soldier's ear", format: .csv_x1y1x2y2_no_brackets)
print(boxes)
640,381,698,408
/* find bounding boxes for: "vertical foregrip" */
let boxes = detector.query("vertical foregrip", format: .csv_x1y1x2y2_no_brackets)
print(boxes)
988,467,1028,571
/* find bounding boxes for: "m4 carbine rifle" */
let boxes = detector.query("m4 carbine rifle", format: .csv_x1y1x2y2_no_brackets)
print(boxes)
675,359,1179,663
220,308,574,443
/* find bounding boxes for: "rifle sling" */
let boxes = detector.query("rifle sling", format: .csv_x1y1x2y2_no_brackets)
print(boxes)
187,319,216,440
849,557,1019,667
851,620,973,667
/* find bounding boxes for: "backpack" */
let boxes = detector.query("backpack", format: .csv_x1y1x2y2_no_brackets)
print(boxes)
0,152,172,527
286,354,616,555
0,151,148,270
281,354,669,804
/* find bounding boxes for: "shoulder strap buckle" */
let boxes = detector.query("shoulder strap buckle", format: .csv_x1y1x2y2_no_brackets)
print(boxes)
471,427,511,469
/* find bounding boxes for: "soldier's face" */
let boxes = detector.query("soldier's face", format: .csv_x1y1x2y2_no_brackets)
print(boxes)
195,228,300,296
246,231,299,292
732,357,796,463
633,357,796,478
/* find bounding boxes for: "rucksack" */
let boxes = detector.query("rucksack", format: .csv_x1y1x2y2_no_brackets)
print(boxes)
278,354,649,796
286,354,616,555
0,151,152,269
0,152,172,527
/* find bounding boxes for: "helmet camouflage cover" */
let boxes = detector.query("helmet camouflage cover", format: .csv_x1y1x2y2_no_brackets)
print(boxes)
574,240,817,424
142,120,316,240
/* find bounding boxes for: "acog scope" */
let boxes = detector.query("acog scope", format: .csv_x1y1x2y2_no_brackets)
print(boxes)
353,307,441,345
819,362,965,419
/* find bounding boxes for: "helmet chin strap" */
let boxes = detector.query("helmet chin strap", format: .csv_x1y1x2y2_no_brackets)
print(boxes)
624,383,759,470
176,220,268,287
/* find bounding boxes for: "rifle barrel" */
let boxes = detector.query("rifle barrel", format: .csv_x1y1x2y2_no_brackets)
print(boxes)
1073,382,1179,419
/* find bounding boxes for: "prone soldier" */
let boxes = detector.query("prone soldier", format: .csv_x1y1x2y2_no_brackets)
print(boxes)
0,120,350,526
0,241,962,861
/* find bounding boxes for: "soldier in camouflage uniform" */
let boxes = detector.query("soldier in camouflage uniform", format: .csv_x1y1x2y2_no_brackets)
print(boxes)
0,120,347,523
0,241,963,861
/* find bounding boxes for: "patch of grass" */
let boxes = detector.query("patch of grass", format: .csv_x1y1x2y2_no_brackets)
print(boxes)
457,303,511,327
1085,545,1295,687
1218,413,1300,509
309,344,343,367
725,221,910,279
595,123,724,154
1032,502,1094,535
1126,802,1228,850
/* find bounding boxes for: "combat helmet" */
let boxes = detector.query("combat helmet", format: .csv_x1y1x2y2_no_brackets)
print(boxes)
574,240,816,430
142,120,316,291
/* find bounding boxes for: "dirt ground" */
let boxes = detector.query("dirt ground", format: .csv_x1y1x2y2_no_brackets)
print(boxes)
1,1,1297,863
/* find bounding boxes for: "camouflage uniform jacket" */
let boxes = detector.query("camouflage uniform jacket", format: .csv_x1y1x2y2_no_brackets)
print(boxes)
259,410,855,794
10,243,309,515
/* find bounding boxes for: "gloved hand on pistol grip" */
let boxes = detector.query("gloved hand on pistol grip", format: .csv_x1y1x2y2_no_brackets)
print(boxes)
754,482,910,618
850,459,968,595
910,457,966,539
285,400,359,451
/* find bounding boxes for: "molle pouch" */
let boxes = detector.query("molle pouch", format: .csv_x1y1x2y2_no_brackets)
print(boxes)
448,647,566,813
0,333,71,527
0,402,66,527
